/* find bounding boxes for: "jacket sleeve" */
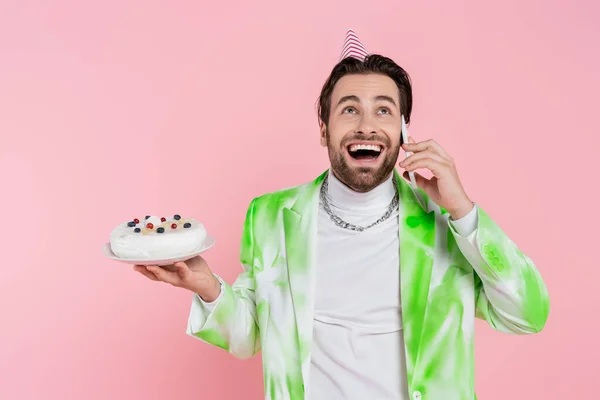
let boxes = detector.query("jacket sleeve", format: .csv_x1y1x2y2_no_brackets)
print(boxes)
186,198,260,359
448,205,550,334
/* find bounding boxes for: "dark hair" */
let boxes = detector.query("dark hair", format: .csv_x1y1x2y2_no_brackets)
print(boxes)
317,54,413,126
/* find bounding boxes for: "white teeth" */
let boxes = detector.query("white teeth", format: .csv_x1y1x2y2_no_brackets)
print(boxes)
349,144,382,152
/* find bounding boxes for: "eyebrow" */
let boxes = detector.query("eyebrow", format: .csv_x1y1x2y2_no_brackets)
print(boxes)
375,95,397,106
336,95,360,108
336,95,398,108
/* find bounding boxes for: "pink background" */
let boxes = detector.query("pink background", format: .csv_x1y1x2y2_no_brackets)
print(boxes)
1,0,598,399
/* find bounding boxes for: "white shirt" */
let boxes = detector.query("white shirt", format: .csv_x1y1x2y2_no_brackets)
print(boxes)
309,171,406,399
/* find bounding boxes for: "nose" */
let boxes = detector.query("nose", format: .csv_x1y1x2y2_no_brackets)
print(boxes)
355,113,377,135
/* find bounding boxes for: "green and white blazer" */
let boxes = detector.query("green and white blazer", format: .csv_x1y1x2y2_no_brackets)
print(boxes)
187,169,550,400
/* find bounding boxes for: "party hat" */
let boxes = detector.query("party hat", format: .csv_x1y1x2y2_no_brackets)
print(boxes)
340,29,369,61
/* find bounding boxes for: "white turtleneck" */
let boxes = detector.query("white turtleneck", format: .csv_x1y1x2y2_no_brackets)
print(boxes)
198,170,479,399
307,170,478,400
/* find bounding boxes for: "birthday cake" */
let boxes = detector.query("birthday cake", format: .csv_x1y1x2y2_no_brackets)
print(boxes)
109,214,208,260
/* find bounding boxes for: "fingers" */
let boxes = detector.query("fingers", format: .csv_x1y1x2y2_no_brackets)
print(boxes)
399,150,448,169
402,138,453,163
402,157,449,177
133,262,192,288
133,265,159,281
161,264,178,272
145,265,181,286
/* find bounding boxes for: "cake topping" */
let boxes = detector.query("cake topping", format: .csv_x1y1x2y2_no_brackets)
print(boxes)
144,216,163,227
122,215,193,234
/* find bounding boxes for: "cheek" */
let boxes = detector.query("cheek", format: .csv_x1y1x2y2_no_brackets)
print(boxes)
326,135,344,150
380,120,401,145
325,126,346,148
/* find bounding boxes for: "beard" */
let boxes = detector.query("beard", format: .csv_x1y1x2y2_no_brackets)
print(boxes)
326,131,401,193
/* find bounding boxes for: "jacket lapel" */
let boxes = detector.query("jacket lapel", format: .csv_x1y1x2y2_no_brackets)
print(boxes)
395,169,436,384
283,170,326,390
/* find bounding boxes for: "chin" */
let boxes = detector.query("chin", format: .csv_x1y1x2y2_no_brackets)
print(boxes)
336,162,393,193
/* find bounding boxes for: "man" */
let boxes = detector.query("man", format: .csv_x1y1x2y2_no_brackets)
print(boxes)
134,30,550,400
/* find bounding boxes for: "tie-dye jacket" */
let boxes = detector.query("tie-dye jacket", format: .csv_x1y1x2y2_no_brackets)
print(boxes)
186,169,550,400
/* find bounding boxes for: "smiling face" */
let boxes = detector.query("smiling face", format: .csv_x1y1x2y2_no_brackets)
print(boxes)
320,73,402,193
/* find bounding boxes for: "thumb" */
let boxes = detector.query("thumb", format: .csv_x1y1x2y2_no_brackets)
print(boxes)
173,261,192,279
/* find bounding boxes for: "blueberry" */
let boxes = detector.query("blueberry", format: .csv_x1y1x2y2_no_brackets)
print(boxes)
173,214,181,220
183,222,191,228
127,221,136,227
134,227,141,233
157,227,165,233
145,215,150,220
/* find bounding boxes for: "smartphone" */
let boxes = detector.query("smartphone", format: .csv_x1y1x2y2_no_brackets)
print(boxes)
401,115,427,210
401,115,418,190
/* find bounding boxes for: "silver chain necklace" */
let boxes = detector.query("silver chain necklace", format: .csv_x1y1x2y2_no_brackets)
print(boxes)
320,173,399,232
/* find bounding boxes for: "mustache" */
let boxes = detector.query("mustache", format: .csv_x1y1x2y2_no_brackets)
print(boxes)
340,134,392,147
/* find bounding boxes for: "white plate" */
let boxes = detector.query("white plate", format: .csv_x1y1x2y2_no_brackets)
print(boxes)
102,235,216,266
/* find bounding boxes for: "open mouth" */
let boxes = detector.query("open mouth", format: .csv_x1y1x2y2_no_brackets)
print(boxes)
347,143,383,161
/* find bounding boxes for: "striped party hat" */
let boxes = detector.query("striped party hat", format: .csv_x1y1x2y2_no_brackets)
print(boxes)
339,29,369,61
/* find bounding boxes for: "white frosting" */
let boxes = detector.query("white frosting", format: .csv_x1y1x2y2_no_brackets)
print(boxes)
109,215,207,260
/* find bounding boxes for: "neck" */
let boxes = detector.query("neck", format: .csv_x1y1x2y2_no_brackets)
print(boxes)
326,169,396,210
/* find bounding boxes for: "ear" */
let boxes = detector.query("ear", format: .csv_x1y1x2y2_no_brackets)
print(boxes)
319,121,327,147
